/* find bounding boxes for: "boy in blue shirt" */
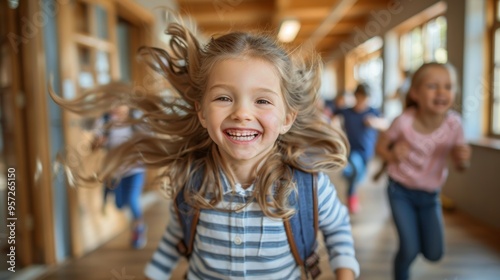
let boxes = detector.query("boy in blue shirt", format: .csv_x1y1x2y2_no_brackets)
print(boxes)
334,83,387,213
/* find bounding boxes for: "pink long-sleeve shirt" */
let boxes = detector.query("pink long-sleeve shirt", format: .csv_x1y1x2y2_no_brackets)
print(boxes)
385,108,465,192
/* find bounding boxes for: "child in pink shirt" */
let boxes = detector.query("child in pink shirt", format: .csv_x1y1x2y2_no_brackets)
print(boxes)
384,108,465,192
376,62,471,280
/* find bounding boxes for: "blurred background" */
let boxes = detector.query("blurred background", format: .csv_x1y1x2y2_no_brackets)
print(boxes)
1,0,499,279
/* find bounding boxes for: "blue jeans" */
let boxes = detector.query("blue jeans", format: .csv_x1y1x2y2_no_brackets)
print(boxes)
106,172,145,219
387,179,444,280
342,150,367,196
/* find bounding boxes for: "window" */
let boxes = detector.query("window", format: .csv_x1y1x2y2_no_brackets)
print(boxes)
74,2,114,89
352,37,384,109
400,16,447,72
354,56,383,109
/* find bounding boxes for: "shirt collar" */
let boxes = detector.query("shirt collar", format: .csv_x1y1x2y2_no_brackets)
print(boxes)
220,171,255,196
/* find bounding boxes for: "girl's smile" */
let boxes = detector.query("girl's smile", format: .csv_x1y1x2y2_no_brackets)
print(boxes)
224,128,261,143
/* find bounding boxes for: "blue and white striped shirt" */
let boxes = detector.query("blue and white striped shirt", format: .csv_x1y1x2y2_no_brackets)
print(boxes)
145,172,360,279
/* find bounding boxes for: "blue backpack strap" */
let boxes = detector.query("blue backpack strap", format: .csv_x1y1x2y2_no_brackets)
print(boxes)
284,169,320,278
174,171,203,257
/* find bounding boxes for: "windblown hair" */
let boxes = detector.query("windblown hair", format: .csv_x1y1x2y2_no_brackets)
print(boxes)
50,20,348,219
405,62,458,109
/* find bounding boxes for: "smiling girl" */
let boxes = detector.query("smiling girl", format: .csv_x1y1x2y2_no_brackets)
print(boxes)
376,62,471,280
50,19,359,280
138,25,359,280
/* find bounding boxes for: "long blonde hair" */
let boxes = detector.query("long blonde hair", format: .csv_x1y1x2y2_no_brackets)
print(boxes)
50,21,348,219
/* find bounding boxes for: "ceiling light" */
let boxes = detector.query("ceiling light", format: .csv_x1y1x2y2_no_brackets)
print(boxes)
278,19,301,43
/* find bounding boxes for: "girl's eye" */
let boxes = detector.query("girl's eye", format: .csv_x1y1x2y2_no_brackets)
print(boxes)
215,96,231,102
256,99,272,105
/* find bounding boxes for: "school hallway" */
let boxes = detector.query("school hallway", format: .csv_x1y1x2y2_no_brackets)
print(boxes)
3,0,500,279
22,158,499,280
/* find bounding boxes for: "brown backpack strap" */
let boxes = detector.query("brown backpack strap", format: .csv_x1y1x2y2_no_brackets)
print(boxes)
283,219,303,265
175,208,200,256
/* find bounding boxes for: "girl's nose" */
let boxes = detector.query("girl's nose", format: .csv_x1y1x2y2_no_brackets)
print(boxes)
231,102,252,121
436,86,447,96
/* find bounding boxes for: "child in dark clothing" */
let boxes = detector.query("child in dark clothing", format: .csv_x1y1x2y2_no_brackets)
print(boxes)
91,105,147,249
334,83,387,213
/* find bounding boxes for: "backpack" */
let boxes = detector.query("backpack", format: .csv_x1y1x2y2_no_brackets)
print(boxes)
174,169,322,279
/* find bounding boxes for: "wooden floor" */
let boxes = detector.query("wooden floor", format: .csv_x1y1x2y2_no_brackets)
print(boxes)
37,159,500,280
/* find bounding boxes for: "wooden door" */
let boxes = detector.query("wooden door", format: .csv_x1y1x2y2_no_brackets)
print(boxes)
57,0,155,256
0,0,37,270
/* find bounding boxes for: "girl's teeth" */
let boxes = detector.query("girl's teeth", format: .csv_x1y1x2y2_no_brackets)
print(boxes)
229,135,256,141
227,130,254,137
226,130,257,141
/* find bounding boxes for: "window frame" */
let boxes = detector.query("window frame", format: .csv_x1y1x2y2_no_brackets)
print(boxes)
489,0,500,137
398,15,448,73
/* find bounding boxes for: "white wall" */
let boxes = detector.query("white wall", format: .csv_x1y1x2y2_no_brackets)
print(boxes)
445,147,500,228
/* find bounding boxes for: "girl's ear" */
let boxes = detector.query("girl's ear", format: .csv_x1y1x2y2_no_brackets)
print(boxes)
280,111,297,134
195,102,207,128
409,87,419,103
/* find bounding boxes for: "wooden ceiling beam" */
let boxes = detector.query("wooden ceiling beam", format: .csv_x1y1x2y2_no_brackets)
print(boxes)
177,0,270,4
175,0,391,57
299,19,365,34
295,32,351,41
199,23,273,35
305,0,359,47
184,12,274,24
177,0,218,3
287,0,343,9
196,20,271,29
276,7,331,21
353,0,391,11
276,3,391,22
273,0,291,26
342,0,392,19
316,35,352,51
178,0,274,16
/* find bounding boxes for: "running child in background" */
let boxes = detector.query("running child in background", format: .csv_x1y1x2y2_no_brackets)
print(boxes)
333,83,387,213
91,105,147,249
376,62,471,280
